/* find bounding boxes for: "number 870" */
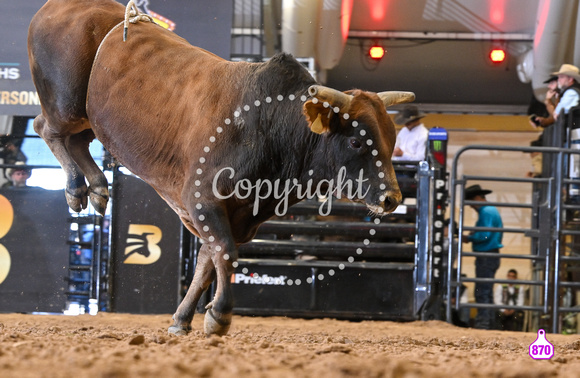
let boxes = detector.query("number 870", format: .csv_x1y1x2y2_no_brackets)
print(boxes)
531,345,551,355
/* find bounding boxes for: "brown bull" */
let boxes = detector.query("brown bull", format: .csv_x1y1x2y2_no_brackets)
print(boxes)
28,0,414,336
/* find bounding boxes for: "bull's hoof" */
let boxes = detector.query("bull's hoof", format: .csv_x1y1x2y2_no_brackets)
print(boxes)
204,308,231,336
89,186,109,215
65,187,88,212
168,324,191,336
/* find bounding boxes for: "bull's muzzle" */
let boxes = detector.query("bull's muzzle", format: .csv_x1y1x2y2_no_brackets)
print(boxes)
382,189,403,214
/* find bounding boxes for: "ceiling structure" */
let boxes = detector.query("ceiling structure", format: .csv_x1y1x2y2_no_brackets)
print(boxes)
233,0,580,115
327,0,541,114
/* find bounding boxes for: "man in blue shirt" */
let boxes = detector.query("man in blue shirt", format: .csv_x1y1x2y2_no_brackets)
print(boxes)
463,184,503,329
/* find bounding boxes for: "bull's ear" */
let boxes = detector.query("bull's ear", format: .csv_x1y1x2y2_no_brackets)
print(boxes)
303,99,334,134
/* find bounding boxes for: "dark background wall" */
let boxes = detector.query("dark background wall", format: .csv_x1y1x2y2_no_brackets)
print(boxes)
0,0,233,116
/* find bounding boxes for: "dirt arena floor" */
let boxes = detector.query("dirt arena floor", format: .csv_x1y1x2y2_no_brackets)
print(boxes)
0,313,578,377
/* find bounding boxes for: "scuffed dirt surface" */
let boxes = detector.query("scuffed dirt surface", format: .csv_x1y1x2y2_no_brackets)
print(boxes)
0,313,578,377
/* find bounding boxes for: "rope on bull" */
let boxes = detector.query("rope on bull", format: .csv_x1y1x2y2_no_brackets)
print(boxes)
123,0,154,42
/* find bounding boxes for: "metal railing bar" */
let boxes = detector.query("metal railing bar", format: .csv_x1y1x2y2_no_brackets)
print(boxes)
462,226,537,234
558,306,580,312
463,200,534,209
458,303,545,311
562,230,580,237
460,277,544,286
462,175,551,184
461,252,544,260
559,282,580,288
561,255,580,262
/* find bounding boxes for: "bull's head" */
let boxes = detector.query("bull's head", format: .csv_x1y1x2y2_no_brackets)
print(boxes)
303,85,415,215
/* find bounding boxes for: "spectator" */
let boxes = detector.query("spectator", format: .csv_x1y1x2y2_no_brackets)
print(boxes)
551,64,580,120
2,162,32,188
0,135,28,181
549,65,580,200
529,76,559,128
463,184,503,330
392,105,429,161
494,269,525,331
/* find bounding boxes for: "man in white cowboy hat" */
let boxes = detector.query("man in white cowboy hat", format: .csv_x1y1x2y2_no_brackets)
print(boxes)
2,161,31,188
552,64,580,199
552,63,580,120
392,105,429,161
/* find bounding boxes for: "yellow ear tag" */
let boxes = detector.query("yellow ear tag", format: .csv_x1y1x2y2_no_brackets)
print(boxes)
311,113,325,134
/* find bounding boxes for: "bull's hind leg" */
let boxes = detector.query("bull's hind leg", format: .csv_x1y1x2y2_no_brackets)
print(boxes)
196,205,237,337
204,243,237,336
33,115,88,212
170,202,237,337
66,129,109,215
169,244,216,336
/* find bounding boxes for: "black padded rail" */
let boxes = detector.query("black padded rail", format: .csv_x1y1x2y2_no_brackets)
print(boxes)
238,239,415,261
283,200,417,220
256,220,415,239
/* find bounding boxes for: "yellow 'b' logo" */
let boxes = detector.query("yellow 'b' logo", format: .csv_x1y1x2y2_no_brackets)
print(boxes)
0,195,14,285
123,224,162,265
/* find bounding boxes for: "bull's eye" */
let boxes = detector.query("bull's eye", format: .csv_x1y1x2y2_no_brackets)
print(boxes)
349,138,362,149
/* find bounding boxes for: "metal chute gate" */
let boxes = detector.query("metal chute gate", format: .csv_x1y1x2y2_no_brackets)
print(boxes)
446,107,580,333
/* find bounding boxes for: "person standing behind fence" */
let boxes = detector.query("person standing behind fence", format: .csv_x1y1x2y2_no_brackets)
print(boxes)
494,269,525,331
463,184,504,330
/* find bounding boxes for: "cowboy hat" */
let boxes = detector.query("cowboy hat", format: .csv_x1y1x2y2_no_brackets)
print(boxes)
551,64,580,82
465,184,492,200
5,161,31,179
394,105,426,125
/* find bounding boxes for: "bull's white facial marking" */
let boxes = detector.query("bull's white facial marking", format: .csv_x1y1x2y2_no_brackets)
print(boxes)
195,92,392,285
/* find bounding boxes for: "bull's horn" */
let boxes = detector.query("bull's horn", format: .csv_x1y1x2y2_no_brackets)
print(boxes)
377,91,416,107
308,85,352,112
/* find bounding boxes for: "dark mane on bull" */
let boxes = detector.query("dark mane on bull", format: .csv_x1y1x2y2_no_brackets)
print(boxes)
228,53,321,188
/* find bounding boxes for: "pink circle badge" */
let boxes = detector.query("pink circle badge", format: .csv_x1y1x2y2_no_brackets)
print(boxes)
529,329,554,360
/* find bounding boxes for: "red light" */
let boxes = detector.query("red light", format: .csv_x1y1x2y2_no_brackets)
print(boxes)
489,0,505,24
490,48,506,63
369,46,385,60
369,0,387,21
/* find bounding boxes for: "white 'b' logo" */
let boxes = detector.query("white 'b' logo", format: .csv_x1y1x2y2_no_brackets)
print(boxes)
123,224,162,265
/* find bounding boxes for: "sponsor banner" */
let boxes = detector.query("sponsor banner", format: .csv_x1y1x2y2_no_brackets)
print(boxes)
0,82,41,116
232,273,288,285
0,0,232,116
0,188,69,313
110,173,182,314
230,262,415,319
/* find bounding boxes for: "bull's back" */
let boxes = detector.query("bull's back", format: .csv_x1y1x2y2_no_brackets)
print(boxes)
86,21,251,185
28,0,125,122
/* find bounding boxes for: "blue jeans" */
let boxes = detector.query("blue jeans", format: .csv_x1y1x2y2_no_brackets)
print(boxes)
474,252,500,329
